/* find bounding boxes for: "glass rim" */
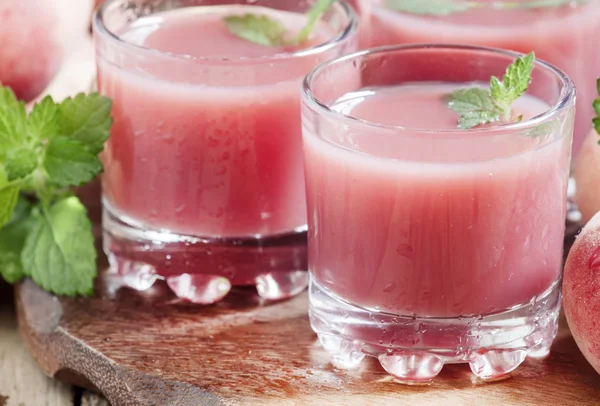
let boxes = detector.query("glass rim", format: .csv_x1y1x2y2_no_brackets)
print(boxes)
382,0,590,11
301,44,576,136
93,0,358,63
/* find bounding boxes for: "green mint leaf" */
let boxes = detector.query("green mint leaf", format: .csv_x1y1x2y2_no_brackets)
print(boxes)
0,87,27,155
448,53,535,129
43,137,103,187
593,78,600,136
447,88,498,114
296,0,336,43
457,111,501,130
447,88,500,129
385,0,474,15
21,196,96,297
28,95,60,140
490,51,535,116
521,0,581,9
386,0,577,15
0,200,34,284
0,184,20,228
224,14,287,47
58,93,113,154
5,148,38,181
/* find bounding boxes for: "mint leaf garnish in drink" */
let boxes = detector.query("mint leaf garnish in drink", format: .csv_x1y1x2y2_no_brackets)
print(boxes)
295,0,336,43
447,52,535,129
223,14,288,47
0,85,113,296
386,0,580,15
385,0,474,15
224,0,336,47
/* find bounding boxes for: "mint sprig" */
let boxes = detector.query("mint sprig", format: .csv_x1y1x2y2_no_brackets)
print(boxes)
386,0,581,15
0,86,112,296
224,0,336,47
448,52,535,129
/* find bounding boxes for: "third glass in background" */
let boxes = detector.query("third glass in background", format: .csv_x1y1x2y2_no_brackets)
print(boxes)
302,45,575,383
354,0,599,156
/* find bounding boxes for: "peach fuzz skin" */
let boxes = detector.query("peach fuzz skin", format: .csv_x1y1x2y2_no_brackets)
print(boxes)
0,0,93,101
576,129,600,224
564,210,600,375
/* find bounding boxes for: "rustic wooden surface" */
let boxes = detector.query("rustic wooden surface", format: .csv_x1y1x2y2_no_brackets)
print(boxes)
13,239,600,406
12,181,600,405
0,285,73,406
1,280,110,406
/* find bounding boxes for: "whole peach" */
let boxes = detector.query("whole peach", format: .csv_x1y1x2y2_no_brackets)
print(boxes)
0,0,92,101
564,210,600,375
575,128,600,224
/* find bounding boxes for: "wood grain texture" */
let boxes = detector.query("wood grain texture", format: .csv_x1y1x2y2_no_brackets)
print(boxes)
0,305,73,406
13,183,600,405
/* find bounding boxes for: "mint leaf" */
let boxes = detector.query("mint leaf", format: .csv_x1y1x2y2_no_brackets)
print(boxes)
386,0,576,15
490,52,535,117
43,137,103,187
522,0,580,9
0,200,34,283
21,196,96,296
0,184,20,228
448,88,500,129
386,0,474,15
225,0,337,47
447,88,498,114
296,0,336,43
448,52,535,129
58,93,113,154
28,95,60,140
0,85,112,297
224,14,287,47
0,87,27,155
458,111,501,130
5,148,38,181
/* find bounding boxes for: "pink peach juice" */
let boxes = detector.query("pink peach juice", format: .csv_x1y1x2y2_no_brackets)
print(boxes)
99,7,340,238
364,0,600,156
304,83,572,317
304,46,575,382
94,1,357,300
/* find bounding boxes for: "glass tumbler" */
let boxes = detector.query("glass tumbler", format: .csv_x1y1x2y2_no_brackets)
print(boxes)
93,0,358,304
360,0,598,157
302,45,575,383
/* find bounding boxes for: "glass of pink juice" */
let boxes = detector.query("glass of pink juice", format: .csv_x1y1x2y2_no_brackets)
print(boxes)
359,0,598,156
93,0,358,304
302,45,575,383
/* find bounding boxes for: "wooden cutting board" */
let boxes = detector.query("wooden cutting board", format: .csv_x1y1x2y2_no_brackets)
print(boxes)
13,181,600,406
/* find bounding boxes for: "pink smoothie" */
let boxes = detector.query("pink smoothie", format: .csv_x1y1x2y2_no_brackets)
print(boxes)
98,6,340,238
304,82,572,317
364,0,600,155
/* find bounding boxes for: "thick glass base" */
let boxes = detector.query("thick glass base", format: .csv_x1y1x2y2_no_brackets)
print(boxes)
103,203,308,304
309,278,561,384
